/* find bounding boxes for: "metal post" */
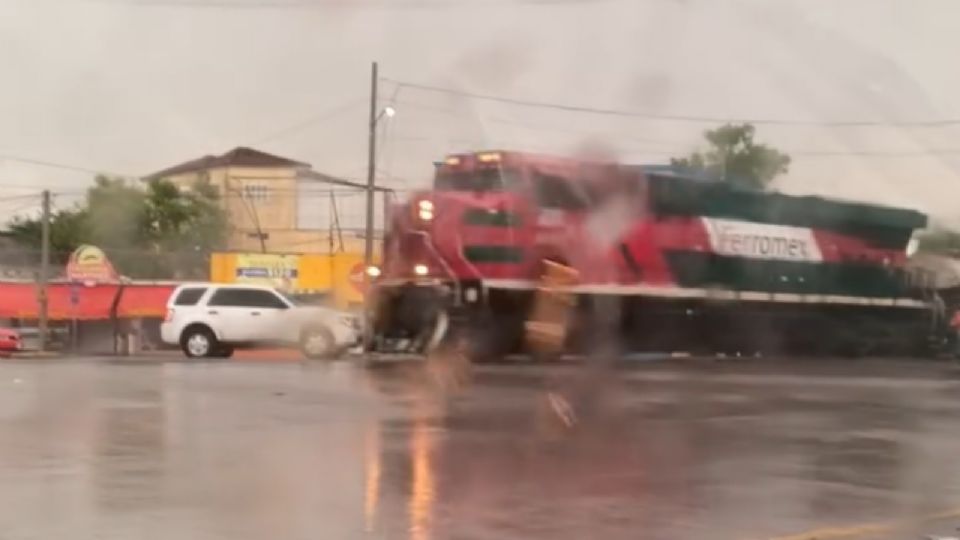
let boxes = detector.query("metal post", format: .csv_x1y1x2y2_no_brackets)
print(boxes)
328,190,334,256
71,315,78,353
364,61,378,271
381,190,391,257
38,190,50,352
70,281,79,354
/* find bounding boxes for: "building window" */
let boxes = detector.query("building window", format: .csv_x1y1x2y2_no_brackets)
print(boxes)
243,184,270,202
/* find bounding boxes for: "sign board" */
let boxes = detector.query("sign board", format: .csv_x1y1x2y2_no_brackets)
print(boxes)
701,218,823,262
66,245,119,283
234,253,300,290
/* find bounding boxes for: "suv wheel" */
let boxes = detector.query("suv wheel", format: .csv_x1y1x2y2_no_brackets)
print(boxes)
301,326,335,360
181,326,218,358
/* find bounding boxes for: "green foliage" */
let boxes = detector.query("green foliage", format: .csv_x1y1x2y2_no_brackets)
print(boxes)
671,123,791,190
86,176,149,254
6,207,90,265
4,176,227,279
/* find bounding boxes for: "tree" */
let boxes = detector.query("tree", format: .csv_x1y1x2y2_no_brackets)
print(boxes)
671,123,791,190
85,175,150,252
6,207,90,264
3,176,227,279
142,178,228,278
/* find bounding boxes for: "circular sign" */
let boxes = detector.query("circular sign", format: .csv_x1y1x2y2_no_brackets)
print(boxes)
348,262,368,294
66,245,118,283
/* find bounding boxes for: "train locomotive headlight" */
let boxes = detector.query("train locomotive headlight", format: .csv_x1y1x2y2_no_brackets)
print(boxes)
463,287,479,303
417,199,435,221
413,264,429,276
906,237,919,257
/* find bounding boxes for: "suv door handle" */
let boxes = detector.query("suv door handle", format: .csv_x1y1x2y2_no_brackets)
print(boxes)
250,311,261,316
208,310,219,315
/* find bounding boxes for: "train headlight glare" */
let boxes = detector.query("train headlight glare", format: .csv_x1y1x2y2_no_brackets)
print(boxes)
417,200,435,221
414,264,429,276
366,266,381,278
906,238,919,257
464,287,478,303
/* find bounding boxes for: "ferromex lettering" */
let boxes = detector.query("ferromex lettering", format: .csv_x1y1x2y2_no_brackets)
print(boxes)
701,218,823,262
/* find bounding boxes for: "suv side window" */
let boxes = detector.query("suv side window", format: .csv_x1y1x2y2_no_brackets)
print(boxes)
208,288,289,309
173,287,207,306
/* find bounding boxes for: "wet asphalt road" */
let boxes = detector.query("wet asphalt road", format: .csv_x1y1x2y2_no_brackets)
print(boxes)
2,356,960,539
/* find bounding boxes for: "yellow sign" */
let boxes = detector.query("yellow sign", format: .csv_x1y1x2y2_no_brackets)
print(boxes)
210,251,376,308
234,253,300,290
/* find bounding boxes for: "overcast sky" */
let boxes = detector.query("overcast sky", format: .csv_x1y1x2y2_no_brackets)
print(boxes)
1,0,959,225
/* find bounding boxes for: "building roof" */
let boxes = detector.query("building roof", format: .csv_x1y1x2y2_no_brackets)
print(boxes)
145,147,309,180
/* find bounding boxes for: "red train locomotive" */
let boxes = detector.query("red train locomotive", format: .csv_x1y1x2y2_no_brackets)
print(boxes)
369,150,937,359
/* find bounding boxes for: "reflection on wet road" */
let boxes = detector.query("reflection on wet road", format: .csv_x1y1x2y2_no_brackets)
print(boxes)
1,358,960,539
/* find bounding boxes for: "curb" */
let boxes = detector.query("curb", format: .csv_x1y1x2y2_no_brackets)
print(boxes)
4,351,64,360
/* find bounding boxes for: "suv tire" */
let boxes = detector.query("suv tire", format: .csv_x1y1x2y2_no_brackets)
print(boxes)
181,326,219,359
301,326,336,360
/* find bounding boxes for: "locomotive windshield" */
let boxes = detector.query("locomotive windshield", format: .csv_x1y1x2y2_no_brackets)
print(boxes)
434,168,521,192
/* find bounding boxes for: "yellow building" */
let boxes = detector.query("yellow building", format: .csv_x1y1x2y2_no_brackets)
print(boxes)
145,147,391,255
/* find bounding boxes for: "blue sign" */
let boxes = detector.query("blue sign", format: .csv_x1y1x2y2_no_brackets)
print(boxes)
236,268,298,278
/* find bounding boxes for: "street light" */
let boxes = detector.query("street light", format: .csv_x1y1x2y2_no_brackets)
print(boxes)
363,61,396,353
365,101,396,270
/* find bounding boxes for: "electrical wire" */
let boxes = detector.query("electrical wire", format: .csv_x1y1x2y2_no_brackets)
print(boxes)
248,98,365,146
384,77,960,128
88,0,616,9
0,153,135,177
0,193,43,203
0,201,43,216
389,99,960,158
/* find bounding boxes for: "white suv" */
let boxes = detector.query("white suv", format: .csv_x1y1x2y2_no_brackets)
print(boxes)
160,283,360,359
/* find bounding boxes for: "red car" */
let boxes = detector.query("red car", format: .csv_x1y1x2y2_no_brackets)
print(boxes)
0,328,22,354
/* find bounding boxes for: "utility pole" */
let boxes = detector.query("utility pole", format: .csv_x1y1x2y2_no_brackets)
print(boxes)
38,190,51,352
364,61,378,271
381,189,391,255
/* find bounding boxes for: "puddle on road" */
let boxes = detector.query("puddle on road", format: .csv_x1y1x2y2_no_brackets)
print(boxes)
0,361,958,539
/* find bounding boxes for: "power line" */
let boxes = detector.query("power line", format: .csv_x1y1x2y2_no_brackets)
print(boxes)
89,0,614,9
0,201,43,216
390,100,960,157
385,78,960,128
248,98,365,146
0,153,135,177
793,149,960,157
0,193,43,203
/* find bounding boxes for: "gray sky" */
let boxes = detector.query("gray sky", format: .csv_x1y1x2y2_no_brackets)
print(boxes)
2,0,960,225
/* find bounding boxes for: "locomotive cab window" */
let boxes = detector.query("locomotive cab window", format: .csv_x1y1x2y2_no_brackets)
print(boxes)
533,173,590,210
434,169,521,192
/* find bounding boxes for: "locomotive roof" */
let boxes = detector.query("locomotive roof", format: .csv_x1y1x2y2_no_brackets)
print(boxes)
647,173,928,231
